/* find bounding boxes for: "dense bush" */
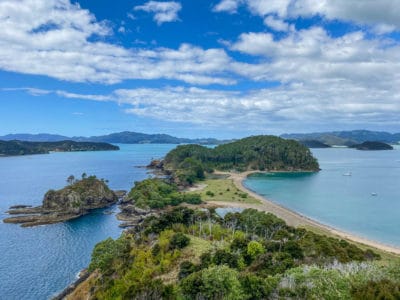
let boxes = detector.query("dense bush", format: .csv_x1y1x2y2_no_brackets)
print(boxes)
87,208,388,300
127,178,202,208
164,135,319,175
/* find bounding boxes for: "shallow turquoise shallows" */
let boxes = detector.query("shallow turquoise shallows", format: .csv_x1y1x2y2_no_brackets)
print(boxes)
244,146,400,247
0,144,177,300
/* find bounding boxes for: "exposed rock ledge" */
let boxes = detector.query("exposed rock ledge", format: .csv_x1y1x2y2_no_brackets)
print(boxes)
117,204,159,228
3,177,124,227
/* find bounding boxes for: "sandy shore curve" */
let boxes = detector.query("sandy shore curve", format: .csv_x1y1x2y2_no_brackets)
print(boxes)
209,171,400,256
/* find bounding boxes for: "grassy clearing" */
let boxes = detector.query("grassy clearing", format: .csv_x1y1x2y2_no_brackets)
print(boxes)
157,235,220,285
189,178,261,204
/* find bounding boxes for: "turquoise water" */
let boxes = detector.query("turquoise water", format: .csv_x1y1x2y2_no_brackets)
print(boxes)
245,147,400,247
0,144,176,300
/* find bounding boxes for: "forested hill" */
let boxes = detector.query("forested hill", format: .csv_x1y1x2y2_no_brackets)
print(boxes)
282,130,400,146
0,140,119,156
164,135,319,173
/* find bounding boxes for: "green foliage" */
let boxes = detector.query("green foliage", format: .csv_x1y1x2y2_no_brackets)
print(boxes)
127,178,202,209
247,241,265,260
164,135,319,175
88,236,130,272
351,279,400,299
170,232,190,249
86,207,387,300
180,265,245,300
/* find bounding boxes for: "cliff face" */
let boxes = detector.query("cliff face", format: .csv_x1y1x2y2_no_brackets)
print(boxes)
43,178,117,212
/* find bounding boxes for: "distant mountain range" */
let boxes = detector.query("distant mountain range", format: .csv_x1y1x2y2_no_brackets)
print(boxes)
0,131,230,145
281,130,400,146
1,130,399,147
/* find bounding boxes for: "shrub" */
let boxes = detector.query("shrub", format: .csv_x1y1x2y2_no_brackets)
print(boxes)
170,233,190,249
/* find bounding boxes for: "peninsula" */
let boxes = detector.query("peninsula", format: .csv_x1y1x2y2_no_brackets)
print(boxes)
0,140,119,156
3,176,121,227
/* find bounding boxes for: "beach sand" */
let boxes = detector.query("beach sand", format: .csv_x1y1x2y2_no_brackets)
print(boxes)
208,171,400,256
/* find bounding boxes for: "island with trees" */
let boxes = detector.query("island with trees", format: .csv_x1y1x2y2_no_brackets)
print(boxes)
350,141,394,151
0,140,119,156
4,175,122,227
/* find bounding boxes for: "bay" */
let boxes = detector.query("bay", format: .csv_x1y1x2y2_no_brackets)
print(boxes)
0,144,176,300
244,146,400,247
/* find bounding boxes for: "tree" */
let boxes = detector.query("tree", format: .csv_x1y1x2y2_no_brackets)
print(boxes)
247,241,265,260
81,172,87,179
67,175,75,185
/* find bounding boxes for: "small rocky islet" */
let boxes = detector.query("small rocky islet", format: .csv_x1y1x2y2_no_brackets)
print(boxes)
3,175,124,227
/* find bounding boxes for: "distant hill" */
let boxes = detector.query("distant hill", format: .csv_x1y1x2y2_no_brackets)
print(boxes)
350,141,394,151
0,133,70,142
0,132,228,145
299,140,331,148
282,130,400,146
0,140,119,156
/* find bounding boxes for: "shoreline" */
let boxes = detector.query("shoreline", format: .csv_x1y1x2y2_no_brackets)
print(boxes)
211,171,400,256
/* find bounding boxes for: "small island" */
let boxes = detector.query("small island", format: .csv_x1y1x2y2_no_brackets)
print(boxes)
350,141,393,151
299,139,331,148
3,175,121,227
0,140,119,156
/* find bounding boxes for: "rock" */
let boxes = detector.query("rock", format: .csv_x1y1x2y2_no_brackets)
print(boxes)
9,205,32,209
3,177,118,227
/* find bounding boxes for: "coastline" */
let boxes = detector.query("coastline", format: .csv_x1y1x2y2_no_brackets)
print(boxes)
211,171,400,256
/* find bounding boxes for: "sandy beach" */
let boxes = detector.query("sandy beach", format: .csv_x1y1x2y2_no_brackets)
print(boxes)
209,171,400,256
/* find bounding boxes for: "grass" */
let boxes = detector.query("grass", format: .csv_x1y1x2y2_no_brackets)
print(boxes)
189,178,261,204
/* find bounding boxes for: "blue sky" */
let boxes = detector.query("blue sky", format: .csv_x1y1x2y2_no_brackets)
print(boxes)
1,0,400,138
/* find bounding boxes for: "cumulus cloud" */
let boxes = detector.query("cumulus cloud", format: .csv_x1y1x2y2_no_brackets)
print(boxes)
214,0,400,32
134,1,182,25
8,82,400,132
0,0,232,85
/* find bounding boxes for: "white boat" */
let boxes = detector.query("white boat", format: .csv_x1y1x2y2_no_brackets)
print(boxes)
371,192,378,196
342,172,352,176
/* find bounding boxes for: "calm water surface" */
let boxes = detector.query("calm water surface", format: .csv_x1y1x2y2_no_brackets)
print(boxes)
0,144,176,300
245,147,400,247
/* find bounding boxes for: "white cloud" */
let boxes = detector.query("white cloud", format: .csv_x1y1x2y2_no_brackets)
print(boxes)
8,82,400,132
264,15,291,32
213,0,242,13
134,1,182,25
0,0,232,85
214,0,400,32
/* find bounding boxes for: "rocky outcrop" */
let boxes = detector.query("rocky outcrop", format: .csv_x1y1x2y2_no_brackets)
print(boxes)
4,177,121,227
117,204,158,228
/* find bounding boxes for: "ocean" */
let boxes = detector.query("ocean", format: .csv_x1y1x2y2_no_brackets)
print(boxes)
0,144,176,300
245,146,400,247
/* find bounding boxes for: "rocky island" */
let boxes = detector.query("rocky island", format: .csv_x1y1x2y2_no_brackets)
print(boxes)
0,140,119,156
350,141,394,150
3,176,121,227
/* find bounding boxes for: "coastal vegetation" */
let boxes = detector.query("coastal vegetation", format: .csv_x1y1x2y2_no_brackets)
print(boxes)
0,140,119,156
125,178,202,209
69,207,398,299
160,135,319,185
4,175,119,226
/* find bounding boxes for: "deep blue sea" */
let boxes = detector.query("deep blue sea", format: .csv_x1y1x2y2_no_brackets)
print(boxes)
245,146,400,247
0,144,177,300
